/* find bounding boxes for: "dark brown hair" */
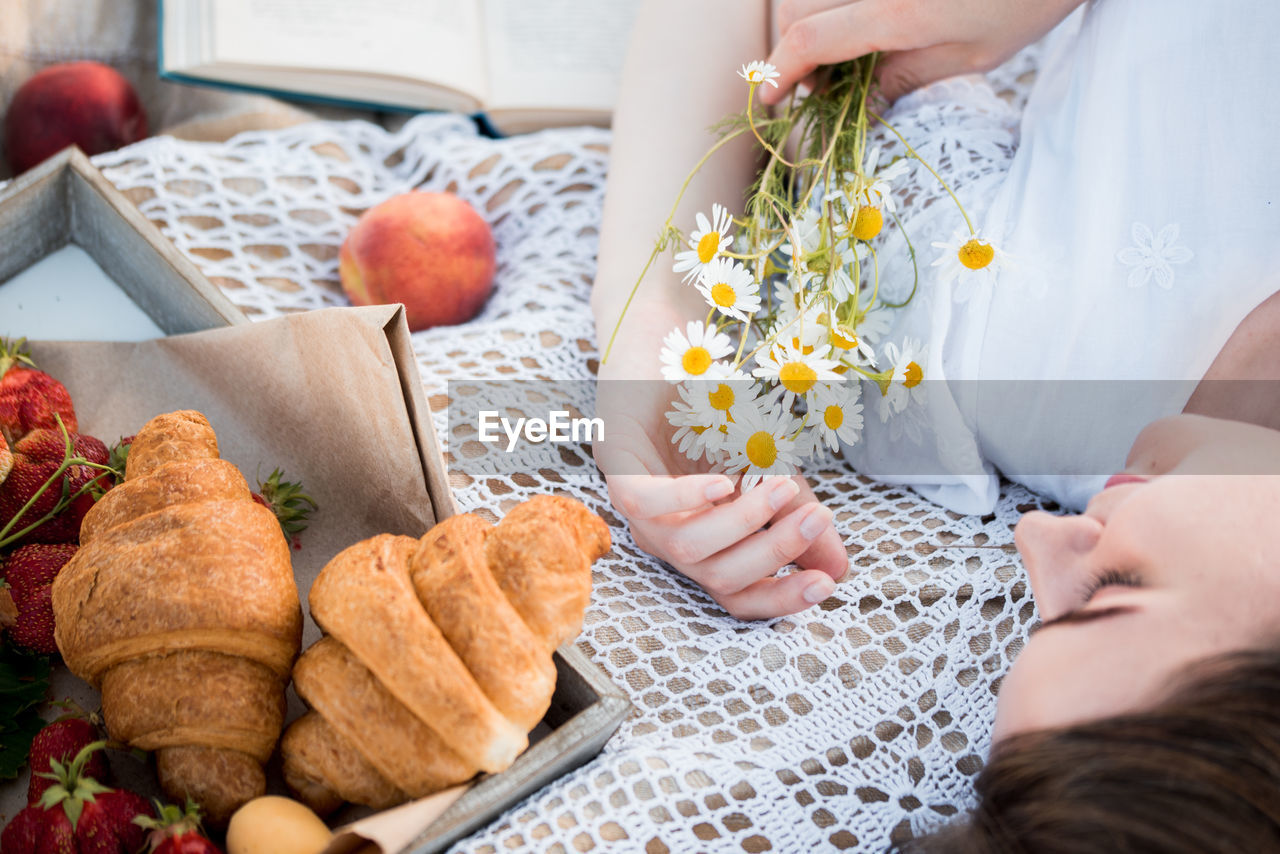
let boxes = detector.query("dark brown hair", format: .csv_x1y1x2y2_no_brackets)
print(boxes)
903,649,1280,853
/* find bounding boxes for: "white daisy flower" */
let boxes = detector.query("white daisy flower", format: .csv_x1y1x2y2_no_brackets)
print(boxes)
857,146,911,214
659,321,734,383
668,384,727,461
809,381,864,452
721,398,801,491
753,341,844,410
878,338,927,422
696,257,761,322
767,303,828,360
673,204,734,282
852,306,892,345
825,310,877,367
778,208,825,270
738,60,780,88
931,227,1011,302
829,237,868,302
685,373,760,430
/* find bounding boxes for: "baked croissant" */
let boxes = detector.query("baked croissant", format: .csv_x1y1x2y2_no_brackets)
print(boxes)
51,410,303,824
281,494,610,813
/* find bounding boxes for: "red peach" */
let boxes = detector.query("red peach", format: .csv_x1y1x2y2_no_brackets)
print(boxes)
339,192,496,331
3,61,148,174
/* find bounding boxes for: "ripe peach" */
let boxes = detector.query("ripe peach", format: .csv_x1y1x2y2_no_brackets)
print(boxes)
3,62,148,174
339,192,496,331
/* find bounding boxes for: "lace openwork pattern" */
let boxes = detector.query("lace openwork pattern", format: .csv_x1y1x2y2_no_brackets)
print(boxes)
90,48,1048,853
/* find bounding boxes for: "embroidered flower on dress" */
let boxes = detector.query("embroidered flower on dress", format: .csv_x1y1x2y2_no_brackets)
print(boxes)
1116,222,1193,289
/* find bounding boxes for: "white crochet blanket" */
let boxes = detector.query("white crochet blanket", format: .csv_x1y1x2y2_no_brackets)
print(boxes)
91,48,1049,853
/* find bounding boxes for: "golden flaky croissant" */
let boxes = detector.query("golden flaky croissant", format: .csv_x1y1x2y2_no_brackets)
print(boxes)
52,410,303,824
281,494,610,813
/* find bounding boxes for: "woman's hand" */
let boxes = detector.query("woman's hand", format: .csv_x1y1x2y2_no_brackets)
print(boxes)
594,371,849,621
761,0,1086,106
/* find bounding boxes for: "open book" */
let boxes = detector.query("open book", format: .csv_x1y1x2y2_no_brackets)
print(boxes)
159,0,642,135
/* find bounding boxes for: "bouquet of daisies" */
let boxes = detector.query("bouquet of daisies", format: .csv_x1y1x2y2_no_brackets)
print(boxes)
603,57,1003,489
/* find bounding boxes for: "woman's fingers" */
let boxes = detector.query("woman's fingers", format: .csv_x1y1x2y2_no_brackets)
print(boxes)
773,0,863,39
607,472,735,520
661,477,800,565
762,1,900,104
874,42,994,103
716,569,838,621
771,476,850,581
687,501,836,600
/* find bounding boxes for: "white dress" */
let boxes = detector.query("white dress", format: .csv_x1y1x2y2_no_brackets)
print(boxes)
841,0,1280,513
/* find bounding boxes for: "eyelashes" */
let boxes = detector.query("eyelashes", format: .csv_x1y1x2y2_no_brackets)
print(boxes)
1081,568,1142,602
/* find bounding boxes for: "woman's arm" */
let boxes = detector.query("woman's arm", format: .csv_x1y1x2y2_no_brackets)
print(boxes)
591,0,848,620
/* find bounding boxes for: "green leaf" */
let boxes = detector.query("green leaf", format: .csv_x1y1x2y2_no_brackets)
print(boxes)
0,647,52,780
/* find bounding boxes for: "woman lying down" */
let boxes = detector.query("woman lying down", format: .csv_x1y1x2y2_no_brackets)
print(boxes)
591,0,1280,848
915,414,1280,851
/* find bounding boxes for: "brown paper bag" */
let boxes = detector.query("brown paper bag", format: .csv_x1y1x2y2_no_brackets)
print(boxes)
1,305,463,848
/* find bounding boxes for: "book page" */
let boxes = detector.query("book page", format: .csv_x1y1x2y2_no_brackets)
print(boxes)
483,0,640,113
207,0,489,103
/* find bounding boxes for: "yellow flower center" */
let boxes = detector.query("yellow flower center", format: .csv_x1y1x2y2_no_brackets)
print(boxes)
779,361,817,394
829,325,858,350
824,405,843,430
690,424,708,435
903,361,923,388
788,336,815,356
708,383,734,411
958,239,995,270
852,205,884,241
682,346,712,375
697,231,722,264
745,430,778,468
710,282,737,308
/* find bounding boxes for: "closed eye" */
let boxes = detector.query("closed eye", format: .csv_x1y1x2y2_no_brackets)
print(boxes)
1081,568,1142,602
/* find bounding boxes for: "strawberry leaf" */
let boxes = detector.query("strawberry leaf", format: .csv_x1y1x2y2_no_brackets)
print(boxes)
0,337,36,382
255,468,318,542
0,646,51,780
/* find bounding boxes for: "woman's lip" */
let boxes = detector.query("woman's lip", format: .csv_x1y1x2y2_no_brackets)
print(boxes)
1104,473,1149,490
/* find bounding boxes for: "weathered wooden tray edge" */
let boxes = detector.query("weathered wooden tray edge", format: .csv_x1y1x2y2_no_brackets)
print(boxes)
404,642,632,854
0,145,246,333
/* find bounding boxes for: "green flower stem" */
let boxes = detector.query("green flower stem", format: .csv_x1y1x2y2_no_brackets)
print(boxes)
601,127,749,365
880,206,920,309
0,418,114,548
870,109,975,235
746,84,798,168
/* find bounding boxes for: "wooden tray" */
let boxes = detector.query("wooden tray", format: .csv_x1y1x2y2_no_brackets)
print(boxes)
0,147,632,853
0,146,245,334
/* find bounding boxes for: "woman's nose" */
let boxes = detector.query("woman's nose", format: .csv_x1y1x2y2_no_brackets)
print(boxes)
1014,510,1104,619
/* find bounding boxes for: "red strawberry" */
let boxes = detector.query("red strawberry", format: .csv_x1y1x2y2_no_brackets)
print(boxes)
3,544,78,655
1,742,152,854
77,790,151,854
0,339,77,447
0,431,109,547
27,716,110,806
136,801,222,854
0,806,43,852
